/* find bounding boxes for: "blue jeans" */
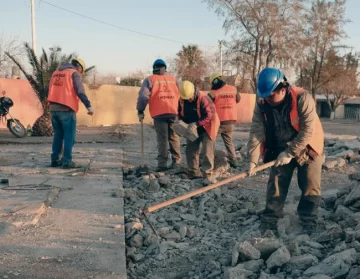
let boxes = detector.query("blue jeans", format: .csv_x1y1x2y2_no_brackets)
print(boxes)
51,111,76,165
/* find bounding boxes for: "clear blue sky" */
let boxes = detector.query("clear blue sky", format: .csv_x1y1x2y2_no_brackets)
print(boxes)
1,0,359,76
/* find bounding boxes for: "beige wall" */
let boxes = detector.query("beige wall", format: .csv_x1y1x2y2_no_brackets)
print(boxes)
77,85,256,125
0,79,256,127
77,85,152,126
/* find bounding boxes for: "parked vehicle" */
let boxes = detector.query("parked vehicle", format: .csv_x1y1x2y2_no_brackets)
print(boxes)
0,91,26,138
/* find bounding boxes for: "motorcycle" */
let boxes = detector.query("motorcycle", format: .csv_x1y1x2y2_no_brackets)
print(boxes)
0,90,26,138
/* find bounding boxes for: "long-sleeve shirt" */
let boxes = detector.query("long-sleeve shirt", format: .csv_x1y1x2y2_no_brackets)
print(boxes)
136,72,179,120
247,90,318,164
49,63,91,112
178,91,215,127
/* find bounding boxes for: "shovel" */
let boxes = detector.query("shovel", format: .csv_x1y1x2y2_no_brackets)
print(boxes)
139,160,276,235
135,120,150,176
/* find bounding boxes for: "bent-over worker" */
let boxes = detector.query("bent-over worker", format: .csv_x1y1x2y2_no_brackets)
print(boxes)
247,67,324,235
178,80,220,185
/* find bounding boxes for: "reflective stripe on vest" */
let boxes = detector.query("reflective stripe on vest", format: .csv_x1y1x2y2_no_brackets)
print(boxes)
47,69,79,112
179,91,220,141
210,84,238,121
148,74,180,118
260,87,303,156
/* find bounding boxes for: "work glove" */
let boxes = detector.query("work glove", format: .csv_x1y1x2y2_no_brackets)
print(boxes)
248,162,257,176
274,152,293,167
138,111,145,122
187,122,198,135
87,106,94,115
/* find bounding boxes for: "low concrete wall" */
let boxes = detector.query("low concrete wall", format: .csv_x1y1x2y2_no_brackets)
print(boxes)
0,79,256,127
0,79,43,128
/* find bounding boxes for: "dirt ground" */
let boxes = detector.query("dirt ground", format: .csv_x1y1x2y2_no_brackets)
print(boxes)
0,120,359,279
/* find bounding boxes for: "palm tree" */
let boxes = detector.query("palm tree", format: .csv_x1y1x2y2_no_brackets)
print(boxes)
175,45,207,86
5,43,95,136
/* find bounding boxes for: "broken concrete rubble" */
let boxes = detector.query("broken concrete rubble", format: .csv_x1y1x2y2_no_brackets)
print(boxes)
266,246,291,269
124,136,360,279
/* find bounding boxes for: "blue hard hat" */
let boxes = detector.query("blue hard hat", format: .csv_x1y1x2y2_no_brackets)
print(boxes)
153,59,167,69
256,68,285,98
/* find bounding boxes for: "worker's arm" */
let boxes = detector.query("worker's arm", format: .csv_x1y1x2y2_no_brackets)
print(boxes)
247,103,265,164
136,78,152,113
177,102,183,121
208,91,215,102
236,91,241,103
72,72,91,108
197,95,215,127
285,92,316,157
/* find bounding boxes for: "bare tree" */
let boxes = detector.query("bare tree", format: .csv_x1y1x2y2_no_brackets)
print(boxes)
298,0,349,99
204,0,305,92
321,50,360,119
0,34,24,77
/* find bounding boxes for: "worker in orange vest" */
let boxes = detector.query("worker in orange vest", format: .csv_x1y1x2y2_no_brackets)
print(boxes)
136,59,182,172
208,73,241,168
178,80,220,185
247,68,324,235
48,58,94,169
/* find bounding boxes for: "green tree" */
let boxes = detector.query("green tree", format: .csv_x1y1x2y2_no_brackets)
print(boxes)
175,45,207,86
6,43,95,136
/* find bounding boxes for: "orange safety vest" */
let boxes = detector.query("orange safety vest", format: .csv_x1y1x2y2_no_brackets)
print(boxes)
210,84,238,121
179,91,220,141
260,86,324,157
48,68,79,112
148,74,180,118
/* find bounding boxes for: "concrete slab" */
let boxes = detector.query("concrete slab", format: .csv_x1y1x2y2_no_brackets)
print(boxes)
0,186,59,232
0,144,127,278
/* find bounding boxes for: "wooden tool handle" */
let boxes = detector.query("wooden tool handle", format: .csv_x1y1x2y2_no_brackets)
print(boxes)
142,160,275,214
140,120,144,166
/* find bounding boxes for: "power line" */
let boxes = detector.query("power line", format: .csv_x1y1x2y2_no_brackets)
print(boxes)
38,0,216,48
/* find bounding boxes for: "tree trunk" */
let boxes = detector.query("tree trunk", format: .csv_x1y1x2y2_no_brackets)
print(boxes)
330,110,335,120
31,111,53,137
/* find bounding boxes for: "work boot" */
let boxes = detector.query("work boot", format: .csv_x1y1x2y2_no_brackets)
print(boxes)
156,166,169,172
203,175,218,186
169,162,182,172
229,159,241,168
62,161,81,169
50,160,62,168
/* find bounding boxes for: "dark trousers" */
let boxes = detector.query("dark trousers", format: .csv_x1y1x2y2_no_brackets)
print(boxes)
219,123,236,162
261,154,323,227
51,111,76,165
154,119,182,168
185,130,215,177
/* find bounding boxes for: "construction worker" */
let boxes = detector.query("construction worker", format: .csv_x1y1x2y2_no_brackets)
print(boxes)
48,58,94,169
136,59,182,171
208,73,241,168
247,67,324,235
178,80,220,185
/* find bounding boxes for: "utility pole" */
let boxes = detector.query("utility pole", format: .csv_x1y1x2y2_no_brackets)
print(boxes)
218,40,223,75
31,0,37,55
